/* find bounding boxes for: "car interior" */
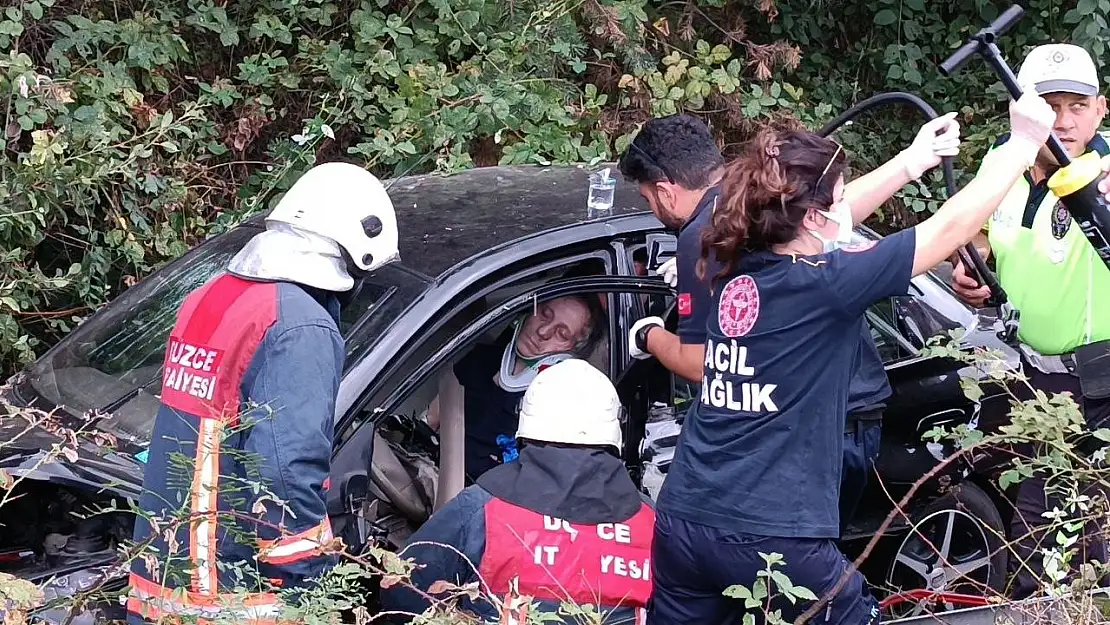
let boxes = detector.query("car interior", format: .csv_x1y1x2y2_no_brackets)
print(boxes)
350,256,632,548
345,235,728,553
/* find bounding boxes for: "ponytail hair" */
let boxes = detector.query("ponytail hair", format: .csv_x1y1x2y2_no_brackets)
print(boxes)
697,130,847,284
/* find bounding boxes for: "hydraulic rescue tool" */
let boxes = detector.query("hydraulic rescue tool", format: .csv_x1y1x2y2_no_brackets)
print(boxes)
941,4,1110,270
818,92,1003,306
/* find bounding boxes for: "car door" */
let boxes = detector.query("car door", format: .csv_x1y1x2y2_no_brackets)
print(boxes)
328,265,671,551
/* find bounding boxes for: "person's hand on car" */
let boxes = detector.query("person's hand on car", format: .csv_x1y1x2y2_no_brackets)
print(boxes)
655,257,678,288
629,316,663,360
950,258,991,308
897,112,961,181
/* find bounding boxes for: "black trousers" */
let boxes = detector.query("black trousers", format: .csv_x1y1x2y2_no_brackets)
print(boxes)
1006,358,1110,600
840,413,883,535
648,511,879,624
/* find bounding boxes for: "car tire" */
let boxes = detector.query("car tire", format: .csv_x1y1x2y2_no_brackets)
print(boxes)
884,481,1008,618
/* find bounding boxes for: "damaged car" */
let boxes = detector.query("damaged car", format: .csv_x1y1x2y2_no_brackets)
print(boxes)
0,163,1023,622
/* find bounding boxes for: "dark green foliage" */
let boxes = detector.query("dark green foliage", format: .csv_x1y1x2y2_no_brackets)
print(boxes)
2,0,1107,374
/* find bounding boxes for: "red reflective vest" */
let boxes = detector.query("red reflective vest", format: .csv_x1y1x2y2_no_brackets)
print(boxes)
478,498,654,623
127,274,340,625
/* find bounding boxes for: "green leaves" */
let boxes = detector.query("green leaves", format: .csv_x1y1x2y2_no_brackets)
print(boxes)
456,10,480,29
874,9,897,26
724,552,820,623
5,0,1110,379
724,578,768,608
26,1,45,21
960,377,984,403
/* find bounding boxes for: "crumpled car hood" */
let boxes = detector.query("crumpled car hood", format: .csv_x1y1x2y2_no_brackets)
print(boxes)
0,402,143,501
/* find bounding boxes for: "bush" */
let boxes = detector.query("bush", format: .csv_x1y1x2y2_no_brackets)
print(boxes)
2,0,1109,375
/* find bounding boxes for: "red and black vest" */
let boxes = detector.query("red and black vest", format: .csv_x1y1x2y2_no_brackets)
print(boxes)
478,497,654,624
127,274,335,625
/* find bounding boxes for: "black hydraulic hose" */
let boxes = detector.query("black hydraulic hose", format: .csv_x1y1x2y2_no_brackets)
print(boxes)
817,92,1007,307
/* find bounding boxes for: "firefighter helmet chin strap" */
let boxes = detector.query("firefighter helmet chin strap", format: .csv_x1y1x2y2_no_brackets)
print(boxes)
497,317,574,393
336,249,370,309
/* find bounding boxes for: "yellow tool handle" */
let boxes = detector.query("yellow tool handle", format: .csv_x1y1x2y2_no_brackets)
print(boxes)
1047,152,1110,266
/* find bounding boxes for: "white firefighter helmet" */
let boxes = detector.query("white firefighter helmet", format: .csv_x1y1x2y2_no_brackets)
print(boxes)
265,162,400,274
515,358,623,450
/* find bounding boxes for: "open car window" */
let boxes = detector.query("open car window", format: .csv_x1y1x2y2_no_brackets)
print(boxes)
340,277,629,546
350,257,618,439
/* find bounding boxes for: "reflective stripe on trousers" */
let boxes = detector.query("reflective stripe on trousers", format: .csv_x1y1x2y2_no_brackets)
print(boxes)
190,417,223,595
257,518,334,566
127,573,283,625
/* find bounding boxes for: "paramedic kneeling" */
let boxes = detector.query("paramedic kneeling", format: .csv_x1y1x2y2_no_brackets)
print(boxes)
648,89,1057,624
380,359,653,623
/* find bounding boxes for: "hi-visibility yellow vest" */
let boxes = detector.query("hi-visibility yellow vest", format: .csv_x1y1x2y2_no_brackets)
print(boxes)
983,132,1110,355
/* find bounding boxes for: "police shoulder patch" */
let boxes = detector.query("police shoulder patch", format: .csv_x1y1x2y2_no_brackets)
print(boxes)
677,293,692,316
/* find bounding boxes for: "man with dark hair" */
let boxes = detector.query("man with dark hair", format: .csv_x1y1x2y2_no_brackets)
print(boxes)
619,114,725,384
619,114,726,228
621,112,963,540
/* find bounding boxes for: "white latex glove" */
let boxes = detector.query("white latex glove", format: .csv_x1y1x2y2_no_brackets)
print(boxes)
629,316,664,360
655,257,678,288
1007,85,1056,168
897,112,962,180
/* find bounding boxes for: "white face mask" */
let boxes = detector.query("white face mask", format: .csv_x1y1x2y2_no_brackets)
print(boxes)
807,200,854,253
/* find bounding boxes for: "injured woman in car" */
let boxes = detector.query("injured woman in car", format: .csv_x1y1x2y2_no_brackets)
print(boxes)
426,293,607,482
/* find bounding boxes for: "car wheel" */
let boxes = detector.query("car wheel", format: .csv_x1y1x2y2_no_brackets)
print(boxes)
883,481,1007,619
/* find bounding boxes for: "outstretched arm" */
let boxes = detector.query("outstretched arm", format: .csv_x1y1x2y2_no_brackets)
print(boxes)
379,487,492,619
846,112,961,224
644,327,705,383
912,92,1053,277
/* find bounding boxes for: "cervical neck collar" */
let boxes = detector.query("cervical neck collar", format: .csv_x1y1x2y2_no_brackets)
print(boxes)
497,318,574,393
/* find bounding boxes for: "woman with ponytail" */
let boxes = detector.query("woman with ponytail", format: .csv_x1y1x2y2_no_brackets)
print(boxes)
648,89,1065,624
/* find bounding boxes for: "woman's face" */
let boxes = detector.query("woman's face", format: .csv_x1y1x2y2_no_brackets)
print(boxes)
516,297,592,359
805,174,847,242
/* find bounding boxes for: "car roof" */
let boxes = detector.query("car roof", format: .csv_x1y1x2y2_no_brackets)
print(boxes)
248,164,653,277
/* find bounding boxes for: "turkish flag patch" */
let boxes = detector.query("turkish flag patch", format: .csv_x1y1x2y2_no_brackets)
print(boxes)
677,293,692,316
